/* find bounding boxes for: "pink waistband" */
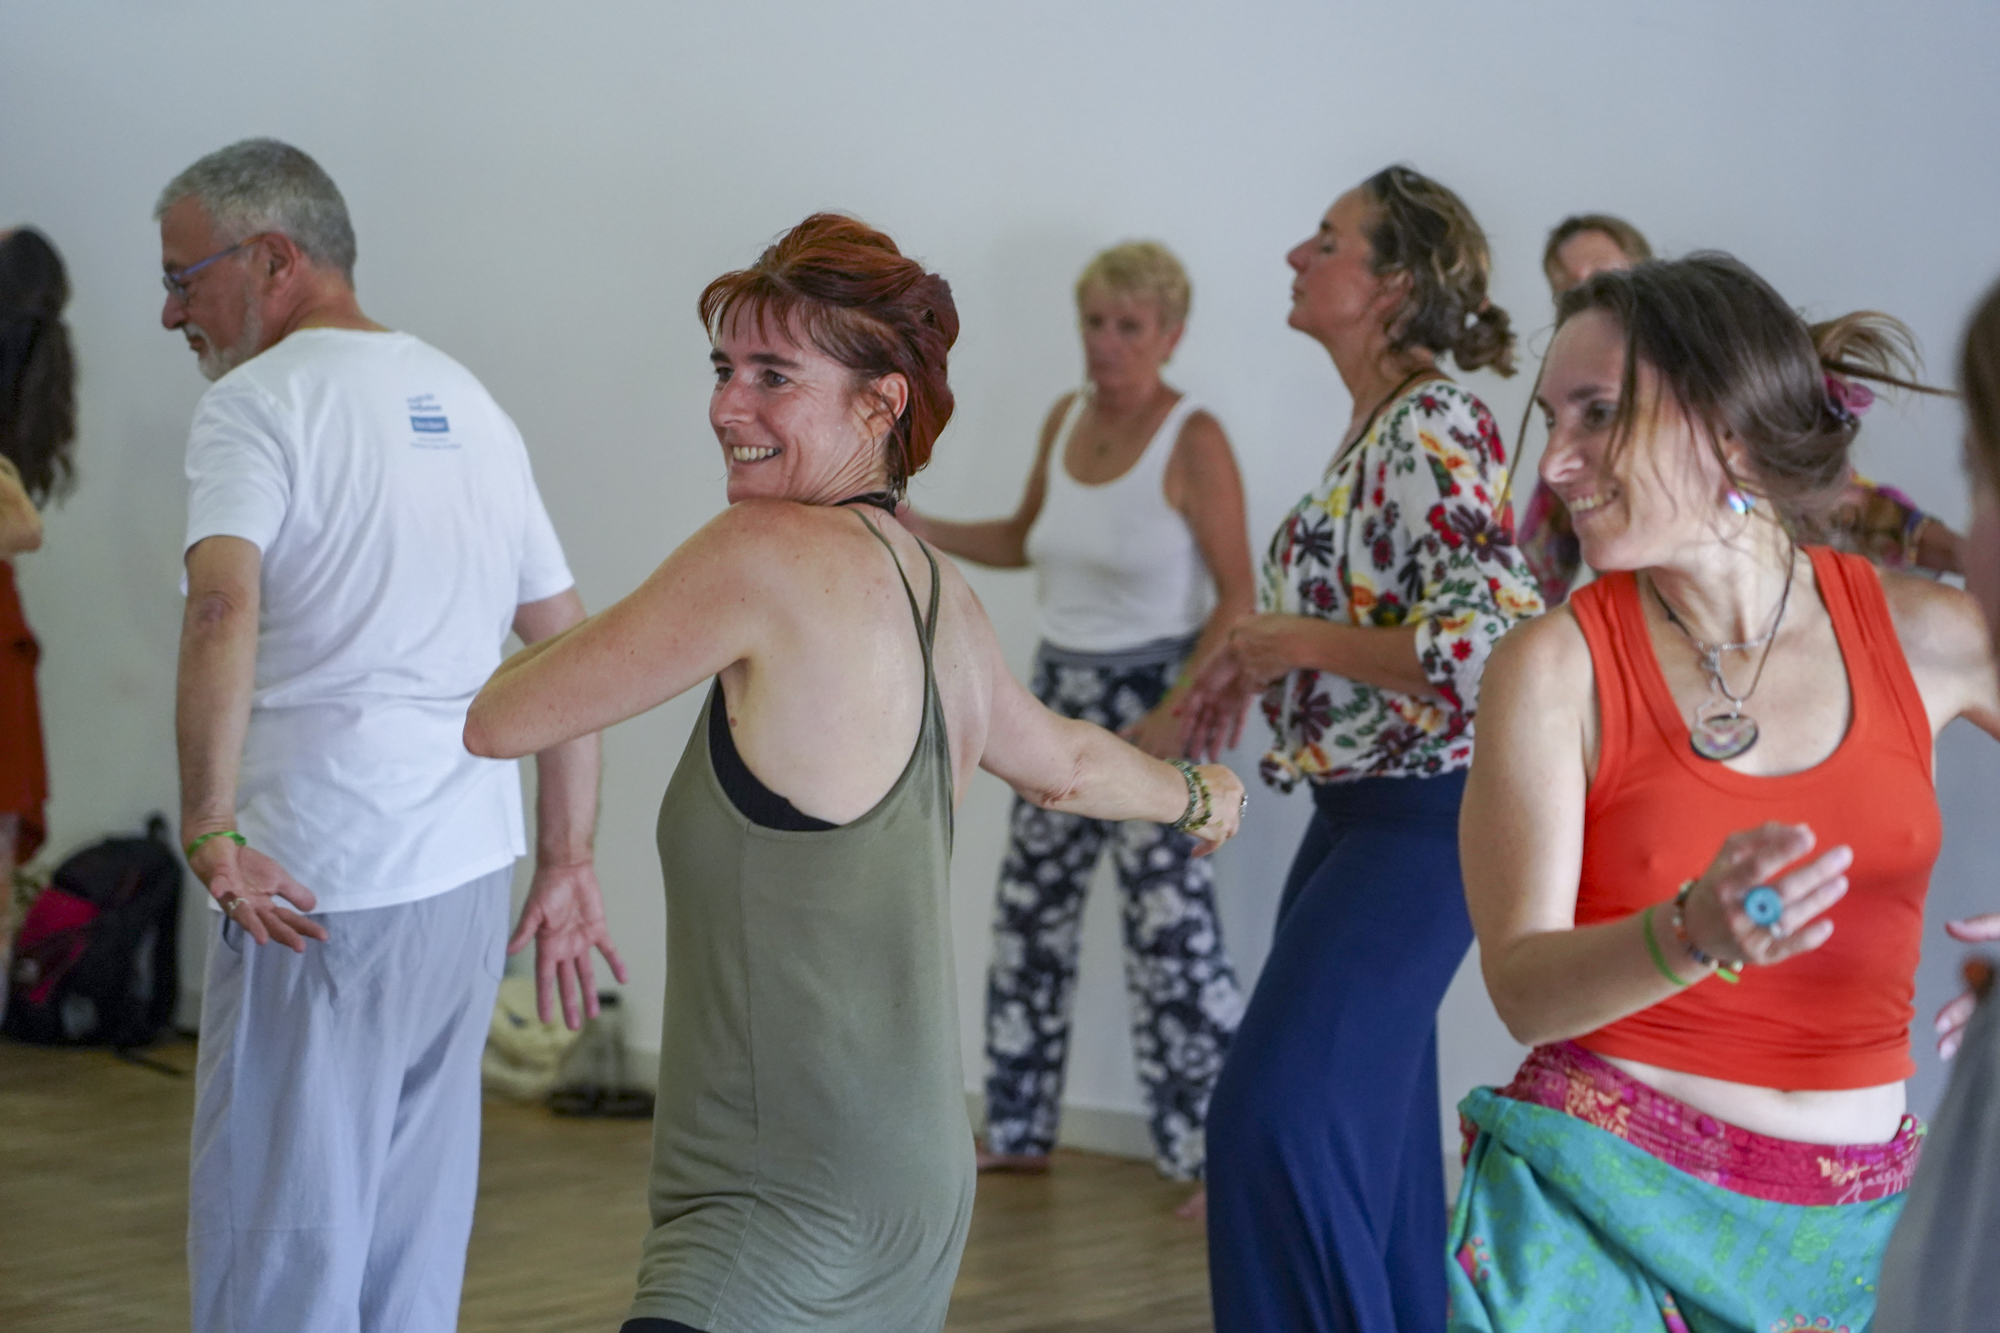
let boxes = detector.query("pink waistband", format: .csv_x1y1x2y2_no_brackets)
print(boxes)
1496,1042,1922,1205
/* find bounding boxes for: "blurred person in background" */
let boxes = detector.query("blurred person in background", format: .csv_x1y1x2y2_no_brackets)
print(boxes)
1874,271,2000,1331
1518,213,1963,606
0,226,76,1011
901,240,1252,1210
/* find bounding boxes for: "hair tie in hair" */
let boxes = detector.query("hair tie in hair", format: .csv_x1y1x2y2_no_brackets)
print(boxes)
1825,372,1874,427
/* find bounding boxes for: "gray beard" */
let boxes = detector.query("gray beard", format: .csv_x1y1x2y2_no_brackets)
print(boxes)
190,303,265,382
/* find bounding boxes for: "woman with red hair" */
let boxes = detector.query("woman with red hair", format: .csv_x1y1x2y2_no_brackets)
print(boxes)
466,213,1244,1333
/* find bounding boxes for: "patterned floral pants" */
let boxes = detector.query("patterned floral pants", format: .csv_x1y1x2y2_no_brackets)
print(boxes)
981,637,1244,1180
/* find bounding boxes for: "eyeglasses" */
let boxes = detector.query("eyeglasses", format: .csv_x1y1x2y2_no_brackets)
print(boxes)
161,234,266,303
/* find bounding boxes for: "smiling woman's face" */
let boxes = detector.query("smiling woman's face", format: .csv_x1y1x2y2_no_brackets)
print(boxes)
708,314,906,506
1536,308,1735,571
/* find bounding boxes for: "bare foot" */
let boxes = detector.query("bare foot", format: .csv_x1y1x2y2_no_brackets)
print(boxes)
975,1148,1052,1174
1174,1187,1207,1221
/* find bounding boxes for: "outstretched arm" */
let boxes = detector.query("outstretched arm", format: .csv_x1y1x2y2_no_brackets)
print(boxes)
901,394,1067,569
506,588,627,1029
974,609,1243,850
466,501,788,759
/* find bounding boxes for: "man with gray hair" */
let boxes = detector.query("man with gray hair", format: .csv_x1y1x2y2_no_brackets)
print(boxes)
160,137,623,1332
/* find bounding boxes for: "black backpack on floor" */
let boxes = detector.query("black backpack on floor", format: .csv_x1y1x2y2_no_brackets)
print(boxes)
4,814,182,1049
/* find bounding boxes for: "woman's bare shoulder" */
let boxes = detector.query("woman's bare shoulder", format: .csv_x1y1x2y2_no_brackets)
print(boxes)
922,539,995,636
1486,604,1594,702
1876,564,1985,642
694,498,879,563
1875,565,1996,698
642,502,912,631
1498,602,1590,665
1171,408,1236,467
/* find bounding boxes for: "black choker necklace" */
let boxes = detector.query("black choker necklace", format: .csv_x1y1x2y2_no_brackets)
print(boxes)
835,490,901,515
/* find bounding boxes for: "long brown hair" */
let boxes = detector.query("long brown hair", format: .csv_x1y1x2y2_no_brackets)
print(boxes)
1961,274,2000,491
0,228,77,505
699,213,959,494
1550,252,1940,529
1361,165,1515,377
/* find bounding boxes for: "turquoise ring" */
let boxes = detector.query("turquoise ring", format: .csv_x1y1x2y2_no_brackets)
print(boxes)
1743,885,1784,928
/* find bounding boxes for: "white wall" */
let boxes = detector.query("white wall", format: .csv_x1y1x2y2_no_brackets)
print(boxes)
4,0,1998,1153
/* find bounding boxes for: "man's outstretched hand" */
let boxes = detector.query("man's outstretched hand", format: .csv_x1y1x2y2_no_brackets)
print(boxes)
188,837,328,952
508,859,628,1030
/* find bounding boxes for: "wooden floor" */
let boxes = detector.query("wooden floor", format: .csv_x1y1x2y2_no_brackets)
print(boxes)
0,1037,1212,1331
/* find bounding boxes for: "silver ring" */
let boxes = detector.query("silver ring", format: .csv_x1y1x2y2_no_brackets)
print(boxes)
1238,792,1248,817
221,895,243,915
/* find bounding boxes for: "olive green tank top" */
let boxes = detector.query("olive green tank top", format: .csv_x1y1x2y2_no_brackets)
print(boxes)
627,514,973,1333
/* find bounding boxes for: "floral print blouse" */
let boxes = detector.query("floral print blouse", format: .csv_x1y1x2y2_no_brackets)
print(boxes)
1258,380,1543,789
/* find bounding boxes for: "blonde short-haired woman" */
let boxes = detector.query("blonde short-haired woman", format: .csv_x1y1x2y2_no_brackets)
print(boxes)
903,239,1254,1201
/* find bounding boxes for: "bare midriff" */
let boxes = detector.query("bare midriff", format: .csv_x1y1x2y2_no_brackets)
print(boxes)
1601,1054,1907,1145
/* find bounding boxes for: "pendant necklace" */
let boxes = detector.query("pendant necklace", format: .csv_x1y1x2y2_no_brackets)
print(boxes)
1647,548,1796,762
1087,384,1165,458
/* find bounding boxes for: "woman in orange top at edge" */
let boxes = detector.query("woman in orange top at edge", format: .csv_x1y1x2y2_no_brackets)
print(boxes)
1449,254,2000,1332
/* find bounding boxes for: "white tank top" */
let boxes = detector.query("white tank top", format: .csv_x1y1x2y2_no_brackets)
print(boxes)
1022,389,1215,653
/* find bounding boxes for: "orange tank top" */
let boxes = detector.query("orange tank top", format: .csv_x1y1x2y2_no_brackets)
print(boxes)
1570,547,1940,1090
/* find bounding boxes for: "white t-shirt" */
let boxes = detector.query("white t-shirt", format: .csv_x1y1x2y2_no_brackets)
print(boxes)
183,328,574,912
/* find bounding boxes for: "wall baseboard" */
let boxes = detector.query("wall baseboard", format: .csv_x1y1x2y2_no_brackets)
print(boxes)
631,1045,1162,1162
183,1033,1472,1194
962,1091,1155,1161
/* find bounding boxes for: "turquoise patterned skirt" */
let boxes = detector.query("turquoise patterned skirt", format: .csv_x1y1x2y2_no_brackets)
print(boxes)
1448,1044,1921,1333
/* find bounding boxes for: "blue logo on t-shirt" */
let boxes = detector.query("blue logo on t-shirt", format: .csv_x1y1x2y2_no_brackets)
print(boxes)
405,393,459,448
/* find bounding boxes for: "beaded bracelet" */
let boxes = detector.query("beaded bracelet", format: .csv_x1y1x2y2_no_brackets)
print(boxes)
185,829,247,860
1167,760,1212,834
1672,880,1743,984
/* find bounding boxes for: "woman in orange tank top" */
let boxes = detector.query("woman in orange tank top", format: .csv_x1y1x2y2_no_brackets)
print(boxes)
1448,254,2000,1333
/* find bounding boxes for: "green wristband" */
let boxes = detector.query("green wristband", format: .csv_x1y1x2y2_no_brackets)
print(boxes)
185,829,247,859
1642,905,1691,988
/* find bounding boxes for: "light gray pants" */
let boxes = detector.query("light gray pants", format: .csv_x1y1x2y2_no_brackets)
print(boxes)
1874,988,2000,1331
188,867,511,1333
